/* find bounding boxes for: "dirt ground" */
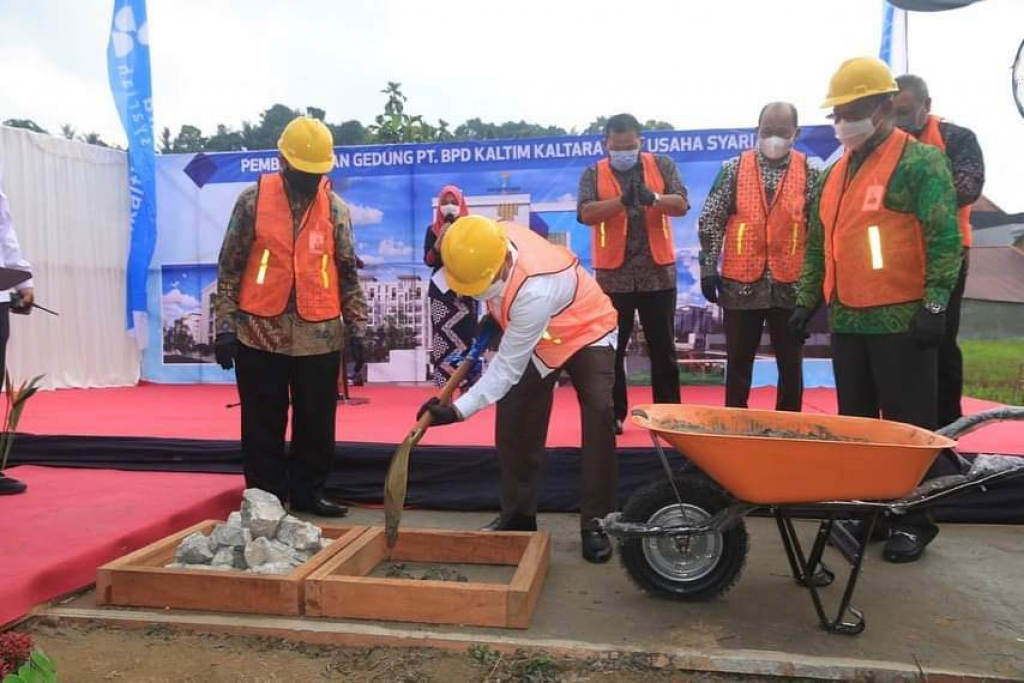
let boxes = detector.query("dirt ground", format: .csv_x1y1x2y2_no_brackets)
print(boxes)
24,620,781,683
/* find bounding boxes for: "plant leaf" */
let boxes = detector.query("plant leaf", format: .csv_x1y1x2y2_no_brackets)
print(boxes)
29,652,54,676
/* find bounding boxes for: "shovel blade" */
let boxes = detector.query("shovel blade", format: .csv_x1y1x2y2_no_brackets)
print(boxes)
384,432,416,547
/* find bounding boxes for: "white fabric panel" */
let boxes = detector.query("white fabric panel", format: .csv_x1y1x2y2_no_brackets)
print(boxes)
0,125,139,389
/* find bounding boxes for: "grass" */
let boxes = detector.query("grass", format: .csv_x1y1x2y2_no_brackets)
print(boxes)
961,339,1024,405
627,369,724,387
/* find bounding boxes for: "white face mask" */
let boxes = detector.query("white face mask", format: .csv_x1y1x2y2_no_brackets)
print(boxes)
474,278,506,302
439,204,460,218
833,117,876,151
758,135,793,160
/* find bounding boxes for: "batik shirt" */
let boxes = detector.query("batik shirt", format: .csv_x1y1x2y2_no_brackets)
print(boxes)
577,155,688,293
796,131,961,335
216,183,368,356
698,150,819,310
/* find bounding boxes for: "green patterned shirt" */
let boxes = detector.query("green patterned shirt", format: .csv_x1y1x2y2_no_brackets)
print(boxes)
796,130,961,334
216,182,368,356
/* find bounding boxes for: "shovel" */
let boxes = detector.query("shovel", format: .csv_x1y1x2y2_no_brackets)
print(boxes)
384,331,492,547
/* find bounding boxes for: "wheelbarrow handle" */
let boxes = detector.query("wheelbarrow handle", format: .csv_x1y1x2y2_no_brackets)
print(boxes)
937,406,1024,440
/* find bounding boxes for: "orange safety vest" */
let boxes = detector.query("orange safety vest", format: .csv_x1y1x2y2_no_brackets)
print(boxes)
488,224,618,371
917,115,973,248
238,173,342,322
819,129,926,309
722,150,808,284
591,153,675,269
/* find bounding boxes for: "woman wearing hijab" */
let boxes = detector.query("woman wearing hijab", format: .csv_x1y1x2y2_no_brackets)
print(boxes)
424,185,478,386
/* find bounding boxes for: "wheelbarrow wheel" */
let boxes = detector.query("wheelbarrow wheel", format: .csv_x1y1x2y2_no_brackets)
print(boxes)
619,476,748,601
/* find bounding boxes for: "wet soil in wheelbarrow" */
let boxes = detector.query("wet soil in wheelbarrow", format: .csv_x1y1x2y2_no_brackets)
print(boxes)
656,418,869,442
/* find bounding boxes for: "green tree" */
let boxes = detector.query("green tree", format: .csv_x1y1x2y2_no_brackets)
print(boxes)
3,118,48,134
643,119,675,131
205,124,246,152
159,126,172,152
79,132,112,148
583,116,608,135
61,124,77,140
331,120,369,146
368,82,432,143
306,106,326,121
171,124,207,153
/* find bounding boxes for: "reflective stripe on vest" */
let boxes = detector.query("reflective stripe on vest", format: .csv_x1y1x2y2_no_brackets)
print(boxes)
917,115,972,247
238,173,342,322
722,150,808,284
592,153,676,269
489,224,618,370
818,129,926,309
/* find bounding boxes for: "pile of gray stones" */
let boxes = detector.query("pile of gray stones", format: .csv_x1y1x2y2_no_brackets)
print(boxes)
166,489,329,575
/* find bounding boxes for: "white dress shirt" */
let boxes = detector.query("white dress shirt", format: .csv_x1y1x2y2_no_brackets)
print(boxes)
0,165,33,302
443,247,616,420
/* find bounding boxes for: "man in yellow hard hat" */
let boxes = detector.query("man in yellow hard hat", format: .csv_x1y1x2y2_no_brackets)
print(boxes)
216,115,368,516
792,57,962,562
417,215,620,563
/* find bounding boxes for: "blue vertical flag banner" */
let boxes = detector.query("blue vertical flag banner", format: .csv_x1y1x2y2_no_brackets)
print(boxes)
879,1,909,75
107,0,157,349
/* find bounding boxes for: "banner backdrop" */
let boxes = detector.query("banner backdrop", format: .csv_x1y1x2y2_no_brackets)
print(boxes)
146,126,841,383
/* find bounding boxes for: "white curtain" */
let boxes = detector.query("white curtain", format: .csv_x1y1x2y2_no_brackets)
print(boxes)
0,125,139,389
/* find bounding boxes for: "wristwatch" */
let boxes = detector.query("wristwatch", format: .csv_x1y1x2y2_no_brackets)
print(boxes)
652,192,661,206
923,301,946,314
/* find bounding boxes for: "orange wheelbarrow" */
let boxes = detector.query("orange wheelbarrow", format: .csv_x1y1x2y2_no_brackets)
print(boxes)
599,404,1024,635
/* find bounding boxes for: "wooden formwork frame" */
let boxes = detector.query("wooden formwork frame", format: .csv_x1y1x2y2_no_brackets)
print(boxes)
96,520,366,616
305,527,550,629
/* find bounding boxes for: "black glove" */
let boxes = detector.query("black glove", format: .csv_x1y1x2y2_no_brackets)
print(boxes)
215,333,238,370
619,181,637,208
636,184,657,207
910,307,946,349
701,275,722,304
348,336,365,371
787,306,815,343
416,397,462,426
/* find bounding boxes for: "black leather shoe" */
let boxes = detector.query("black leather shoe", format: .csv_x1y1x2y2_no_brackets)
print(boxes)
0,474,26,496
290,497,349,517
480,514,537,532
581,529,612,564
614,419,624,436
883,525,938,564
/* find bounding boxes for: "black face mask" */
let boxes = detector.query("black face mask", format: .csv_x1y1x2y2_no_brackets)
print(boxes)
282,167,322,197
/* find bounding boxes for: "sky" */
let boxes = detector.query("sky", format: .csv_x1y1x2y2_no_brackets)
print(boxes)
1,0,1022,209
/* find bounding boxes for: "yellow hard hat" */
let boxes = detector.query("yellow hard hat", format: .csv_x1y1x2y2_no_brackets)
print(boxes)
440,215,508,297
821,57,899,108
277,116,335,174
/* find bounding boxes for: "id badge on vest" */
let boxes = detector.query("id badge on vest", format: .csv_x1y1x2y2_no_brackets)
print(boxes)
862,185,884,212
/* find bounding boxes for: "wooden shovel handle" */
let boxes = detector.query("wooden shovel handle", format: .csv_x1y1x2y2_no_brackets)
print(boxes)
412,354,476,436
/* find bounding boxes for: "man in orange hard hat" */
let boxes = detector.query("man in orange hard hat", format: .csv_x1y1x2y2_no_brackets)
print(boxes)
417,216,620,563
792,58,962,563
216,116,368,516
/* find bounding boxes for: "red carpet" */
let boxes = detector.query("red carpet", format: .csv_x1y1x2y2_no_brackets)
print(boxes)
17,383,1023,454
0,466,243,627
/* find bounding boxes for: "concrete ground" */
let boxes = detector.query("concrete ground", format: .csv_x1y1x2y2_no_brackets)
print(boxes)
45,508,1024,680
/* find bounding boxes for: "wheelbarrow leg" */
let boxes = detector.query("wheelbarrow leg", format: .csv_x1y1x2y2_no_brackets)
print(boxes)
774,510,877,635
774,515,834,588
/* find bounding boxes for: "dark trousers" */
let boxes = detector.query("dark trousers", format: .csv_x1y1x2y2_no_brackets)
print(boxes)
937,250,969,428
832,332,947,534
609,289,680,421
724,307,804,411
235,343,341,505
0,303,9,383
495,346,618,530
